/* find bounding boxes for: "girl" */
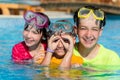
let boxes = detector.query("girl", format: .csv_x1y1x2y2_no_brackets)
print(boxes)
12,11,50,64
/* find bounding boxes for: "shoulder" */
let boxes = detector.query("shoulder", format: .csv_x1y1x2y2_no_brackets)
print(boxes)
12,41,28,54
11,41,32,61
99,44,118,56
71,54,83,64
73,43,80,56
99,44,120,63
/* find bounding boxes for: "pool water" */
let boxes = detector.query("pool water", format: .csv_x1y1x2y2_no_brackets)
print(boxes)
0,14,120,80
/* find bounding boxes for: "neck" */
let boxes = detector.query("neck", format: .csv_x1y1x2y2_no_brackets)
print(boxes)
78,43,99,59
29,42,41,51
53,54,65,59
29,43,44,57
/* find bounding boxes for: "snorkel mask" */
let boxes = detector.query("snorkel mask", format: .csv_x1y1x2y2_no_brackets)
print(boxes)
78,7,104,20
24,10,49,29
48,20,75,37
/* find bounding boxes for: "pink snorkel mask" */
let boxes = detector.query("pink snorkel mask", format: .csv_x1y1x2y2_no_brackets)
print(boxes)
24,11,49,29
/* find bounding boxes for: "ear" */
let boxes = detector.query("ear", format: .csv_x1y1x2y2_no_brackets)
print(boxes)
74,25,78,35
72,34,76,45
99,28,103,36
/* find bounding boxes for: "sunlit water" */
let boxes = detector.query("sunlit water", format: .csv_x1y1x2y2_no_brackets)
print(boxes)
0,14,120,80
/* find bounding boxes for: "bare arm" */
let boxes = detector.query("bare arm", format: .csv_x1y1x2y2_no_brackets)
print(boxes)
41,35,60,66
59,34,75,69
41,52,53,66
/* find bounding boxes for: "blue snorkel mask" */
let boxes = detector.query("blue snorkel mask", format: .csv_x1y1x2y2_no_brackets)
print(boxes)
47,20,75,37
50,20,73,33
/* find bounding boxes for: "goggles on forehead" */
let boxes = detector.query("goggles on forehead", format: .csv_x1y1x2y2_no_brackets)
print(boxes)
78,7,104,20
24,11,48,29
49,20,74,33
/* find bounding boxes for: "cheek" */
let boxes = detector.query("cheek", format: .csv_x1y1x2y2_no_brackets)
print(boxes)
35,33,43,41
23,31,27,37
94,32,101,39
77,30,83,38
34,35,42,41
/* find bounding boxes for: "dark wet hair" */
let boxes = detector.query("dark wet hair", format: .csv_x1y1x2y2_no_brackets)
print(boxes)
73,5,106,29
24,23,48,42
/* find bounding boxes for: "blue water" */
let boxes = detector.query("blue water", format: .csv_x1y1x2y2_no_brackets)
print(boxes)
0,14,120,80
0,0,41,6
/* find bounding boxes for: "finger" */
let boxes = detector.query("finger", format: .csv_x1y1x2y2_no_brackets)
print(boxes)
51,39,60,50
62,35,74,45
61,35,74,51
48,35,60,45
60,38,69,50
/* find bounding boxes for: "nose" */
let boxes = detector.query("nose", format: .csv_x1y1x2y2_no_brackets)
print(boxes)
26,31,32,38
57,40,63,47
85,30,92,38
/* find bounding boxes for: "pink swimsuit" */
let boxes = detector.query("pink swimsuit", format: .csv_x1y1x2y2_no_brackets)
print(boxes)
12,41,47,63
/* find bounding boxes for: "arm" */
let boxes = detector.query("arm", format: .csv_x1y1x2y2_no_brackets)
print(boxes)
41,51,53,66
12,42,32,64
59,34,75,69
32,50,46,64
41,35,60,66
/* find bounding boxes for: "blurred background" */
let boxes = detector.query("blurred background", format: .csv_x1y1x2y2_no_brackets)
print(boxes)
0,0,120,15
0,1,120,80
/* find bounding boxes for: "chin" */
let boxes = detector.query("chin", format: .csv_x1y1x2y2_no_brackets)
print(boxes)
55,51,65,56
25,43,34,47
84,43,96,49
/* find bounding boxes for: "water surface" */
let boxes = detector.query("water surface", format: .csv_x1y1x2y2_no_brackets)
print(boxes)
0,14,120,80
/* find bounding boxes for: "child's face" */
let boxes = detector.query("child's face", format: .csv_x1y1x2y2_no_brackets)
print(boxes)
54,32,74,56
77,14,102,48
23,25,42,48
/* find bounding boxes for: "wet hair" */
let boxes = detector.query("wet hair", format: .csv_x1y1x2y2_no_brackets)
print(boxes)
73,5,106,29
24,23,47,41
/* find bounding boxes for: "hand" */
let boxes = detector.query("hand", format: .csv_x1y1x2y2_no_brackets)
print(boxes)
61,34,74,52
33,51,45,64
48,35,60,51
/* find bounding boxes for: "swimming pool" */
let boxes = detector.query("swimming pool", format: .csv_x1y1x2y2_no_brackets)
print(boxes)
0,14,120,80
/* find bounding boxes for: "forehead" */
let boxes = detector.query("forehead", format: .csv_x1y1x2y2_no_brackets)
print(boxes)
54,32,73,36
25,24,41,31
79,14,100,27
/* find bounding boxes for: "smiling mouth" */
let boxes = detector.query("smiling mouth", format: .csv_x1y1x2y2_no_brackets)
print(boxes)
83,37,94,43
56,47,66,52
25,39,33,43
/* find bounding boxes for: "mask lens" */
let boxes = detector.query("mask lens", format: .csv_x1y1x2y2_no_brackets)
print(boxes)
24,11,48,29
79,9,90,15
62,23,72,33
36,16,46,27
24,11,35,22
50,22,73,33
94,10,104,20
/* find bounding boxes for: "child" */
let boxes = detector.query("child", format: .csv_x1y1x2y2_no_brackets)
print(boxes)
41,20,83,69
12,11,50,64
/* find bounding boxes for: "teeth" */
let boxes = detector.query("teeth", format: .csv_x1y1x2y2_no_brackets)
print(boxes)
25,39,33,43
84,37,94,43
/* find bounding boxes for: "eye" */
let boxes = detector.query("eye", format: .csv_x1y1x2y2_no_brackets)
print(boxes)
53,39,59,42
92,27,99,31
32,30,39,34
62,38,70,43
79,27,87,30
